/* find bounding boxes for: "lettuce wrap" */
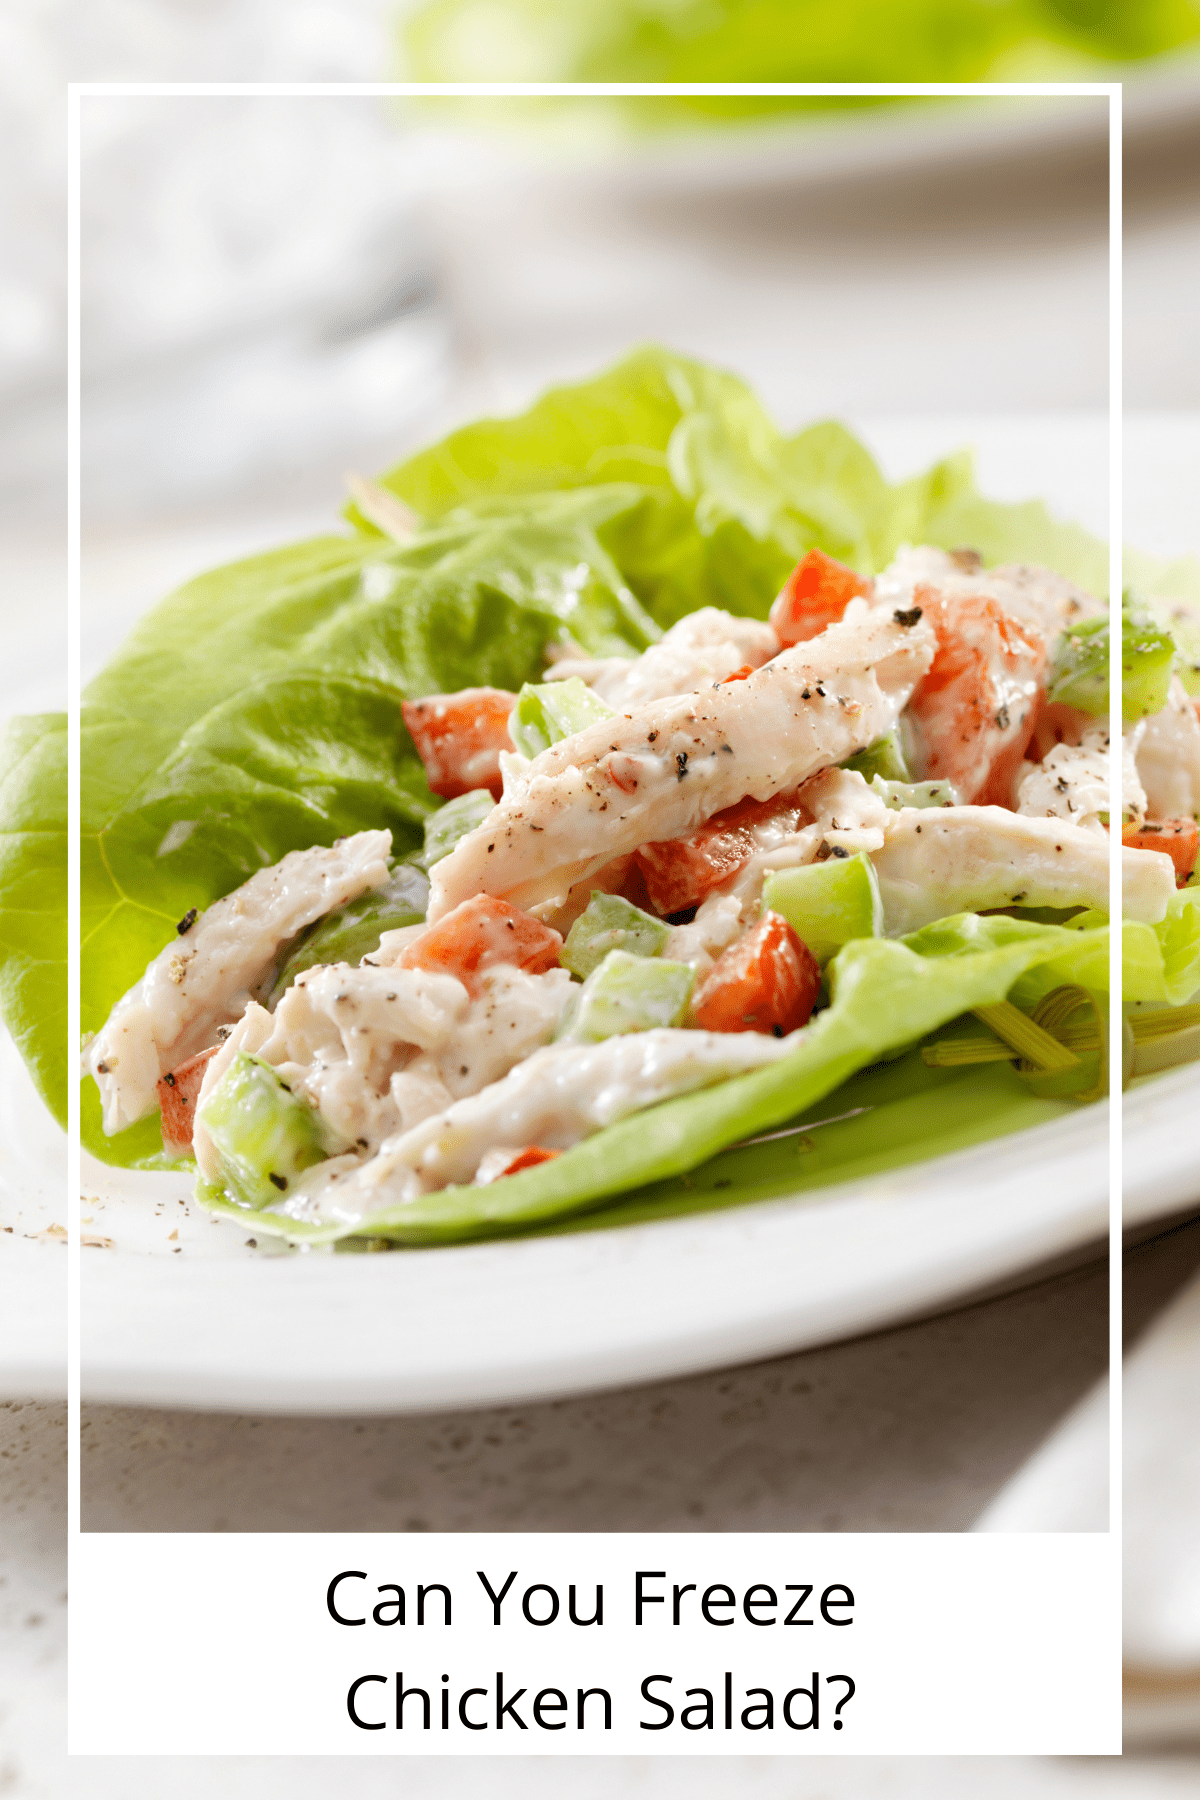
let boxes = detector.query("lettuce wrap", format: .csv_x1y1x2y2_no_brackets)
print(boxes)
0,344,1178,1245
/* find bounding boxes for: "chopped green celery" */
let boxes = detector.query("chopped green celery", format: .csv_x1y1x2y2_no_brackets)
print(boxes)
843,726,910,783
413,788,495,871
196,1052,327,1209
561,891,670,980
1048,613,1107,715
762,852,883,966
509,676,613,758
558,948,694,1042
870,775,960,810
1049,600,1176,722
269,865,429,1001
1122,594,1179,719
1140,595,1200,697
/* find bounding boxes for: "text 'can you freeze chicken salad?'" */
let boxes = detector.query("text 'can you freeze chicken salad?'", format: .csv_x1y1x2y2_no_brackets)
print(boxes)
79,521,1200,1248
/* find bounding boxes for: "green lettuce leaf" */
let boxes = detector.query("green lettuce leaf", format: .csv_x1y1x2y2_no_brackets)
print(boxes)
200,912,1110,1245
1121,889,1200,1006
401,0,1200,103
77,502,663,1168
0,714,67,1127
370,348,1109,629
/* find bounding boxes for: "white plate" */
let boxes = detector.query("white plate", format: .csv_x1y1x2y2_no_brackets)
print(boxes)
68,1074,1191,1415
3,1054,1194,1412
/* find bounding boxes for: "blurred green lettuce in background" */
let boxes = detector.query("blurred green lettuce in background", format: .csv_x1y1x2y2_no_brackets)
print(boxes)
401,0,1200,109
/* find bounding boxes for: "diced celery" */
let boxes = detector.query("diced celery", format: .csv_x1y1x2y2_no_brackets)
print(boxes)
1047,613,1107,716
869,775,960,810
558,949,694,1042
509,677,613,758
842,726,910,783
1049,601,1176,723
1141,594,1200,697
561,891,670,980
197,1053,327,1209
762,852,883,966
1121,596,1178,720
412,788,496,871
269,865,429,1000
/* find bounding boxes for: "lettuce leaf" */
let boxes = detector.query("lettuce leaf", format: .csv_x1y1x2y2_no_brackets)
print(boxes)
369,348,1109,626
0,345,1117,1194
200,912,1109,1245
0,714,67,1126
401,0,1200,102
1121,889,1200,1007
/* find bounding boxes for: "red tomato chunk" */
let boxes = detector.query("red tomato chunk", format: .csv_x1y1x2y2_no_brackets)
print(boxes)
398,894,563,993
1122,818,1199,888
401,687,516,801
691,911,821,1037
499,1146,561,1178
634,790,807,917
907,586,1046,806
157,1045,220,1158
769,549,873,647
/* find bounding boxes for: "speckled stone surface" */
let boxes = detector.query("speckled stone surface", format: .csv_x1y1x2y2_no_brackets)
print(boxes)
78,1259,1110,1534
74,1217,1200,1536
3,1224,1199,1795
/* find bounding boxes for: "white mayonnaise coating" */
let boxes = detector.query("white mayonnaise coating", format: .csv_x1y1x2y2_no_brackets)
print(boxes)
546,607,779,708
870,806,1172,932
664,892,749,971
1136,677,1200,822
429,606,935,919
84,830,392,1133
1015,720,1138,834
873,545,1101,638
192,959,573,1174
274,1027,794,1224
669,769,885,942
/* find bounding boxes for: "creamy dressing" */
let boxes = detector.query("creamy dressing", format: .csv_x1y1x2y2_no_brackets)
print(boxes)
273,1027,795,1225
193,959,573,1174
1015,721,1130,834
84,829,392,1133
546,607,778,709
428,605,936,920
874,546,1101,638
870,806,1172,931
1137,677,1200,823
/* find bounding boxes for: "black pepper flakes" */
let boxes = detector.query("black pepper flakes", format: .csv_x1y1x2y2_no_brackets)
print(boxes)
176,907,198,935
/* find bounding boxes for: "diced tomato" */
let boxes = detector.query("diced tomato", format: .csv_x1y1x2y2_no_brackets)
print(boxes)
499,1146,561,1178
769,549,873,647
691,911,821,1037
398,893,563,993
401,687,516,801
906,586,1046,806
1122,818,1199,887
634,790,807,917
1027,699,1095,764
157,1045,220,1158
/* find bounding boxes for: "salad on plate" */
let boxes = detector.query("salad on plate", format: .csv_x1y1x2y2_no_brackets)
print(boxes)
7,349,1200,1249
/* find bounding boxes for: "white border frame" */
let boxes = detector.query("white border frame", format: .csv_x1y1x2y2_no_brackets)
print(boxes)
65,79,1123,1754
